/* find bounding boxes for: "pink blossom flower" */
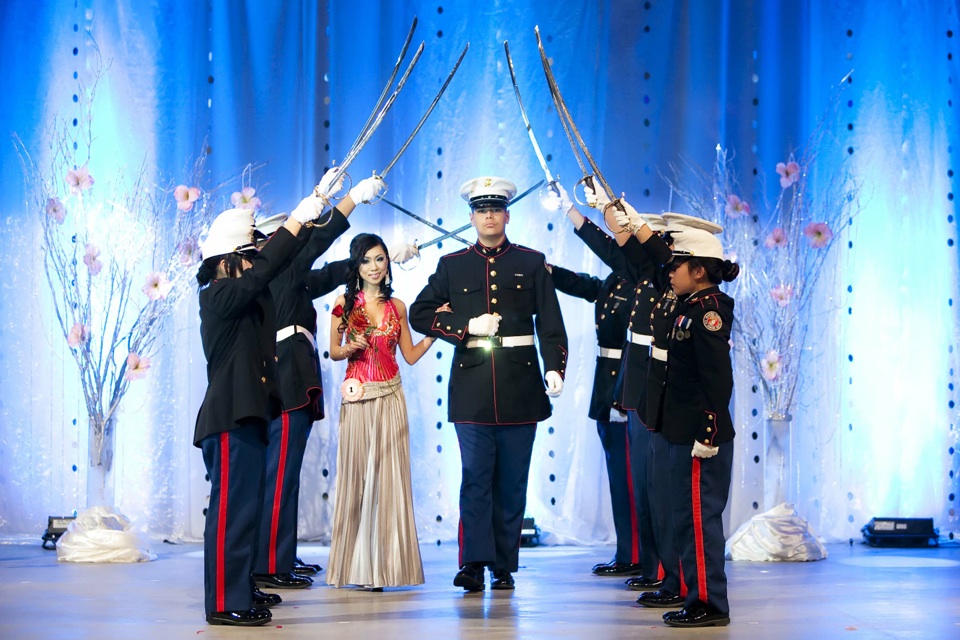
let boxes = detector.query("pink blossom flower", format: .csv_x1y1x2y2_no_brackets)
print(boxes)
67,322,89,348
45,197,66,223
764,227,787,249
724,194,751,219
83,243,103,275
804,222,833,248
177,237,199,265
124,352,151,381
231,187,261,211
770,284,793,307
142,271,173,301
775,161,801,189
65,165,95,195
174,185,201,212
760,349,781,381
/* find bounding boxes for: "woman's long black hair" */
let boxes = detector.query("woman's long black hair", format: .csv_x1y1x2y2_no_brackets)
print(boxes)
338,233,394,335
196,253,246,287
682,256,740,284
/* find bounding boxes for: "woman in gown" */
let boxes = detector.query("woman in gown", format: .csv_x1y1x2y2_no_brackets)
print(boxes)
327,233,435,589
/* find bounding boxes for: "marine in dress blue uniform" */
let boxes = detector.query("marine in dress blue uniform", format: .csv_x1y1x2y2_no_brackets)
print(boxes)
410,176,567,592
251,209,351,589
651,224,739,628
194,202,318,626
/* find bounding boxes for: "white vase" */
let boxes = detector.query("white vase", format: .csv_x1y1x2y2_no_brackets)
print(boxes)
86,415,116,508
763,413,794,510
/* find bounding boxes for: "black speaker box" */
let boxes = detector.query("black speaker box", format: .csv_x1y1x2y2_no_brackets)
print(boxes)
861,517,938,547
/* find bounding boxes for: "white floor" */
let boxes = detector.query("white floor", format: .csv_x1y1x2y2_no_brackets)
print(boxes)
0,539,958,639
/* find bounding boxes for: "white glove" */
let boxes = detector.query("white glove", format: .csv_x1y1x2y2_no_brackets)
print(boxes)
468,313,500,337
389,243,420,264
614,198,644,232
544,371,563,398
349,175,386,204
583,181,610,208
692,440,719,458
314,167,344,200
291,195,324,224
543,183,574,213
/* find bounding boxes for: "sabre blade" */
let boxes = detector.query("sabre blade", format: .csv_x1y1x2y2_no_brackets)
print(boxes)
534,26,616,201
379,42,471,180
383,198,472,246
342,16,418,166
504,41,554,184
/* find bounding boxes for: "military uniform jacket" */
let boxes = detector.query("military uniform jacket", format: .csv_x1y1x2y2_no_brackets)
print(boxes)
550,267,629,421
659,286,736,447
193,227,303,446
410,239,568,425
270,208,351,420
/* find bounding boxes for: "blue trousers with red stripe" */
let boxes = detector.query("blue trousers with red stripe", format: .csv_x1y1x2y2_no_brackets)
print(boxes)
201,422,267,615
256,407,312,575
596,419,639,564
668,440,733,613
454,423,536,573
628,410,660,578
648,431,684,594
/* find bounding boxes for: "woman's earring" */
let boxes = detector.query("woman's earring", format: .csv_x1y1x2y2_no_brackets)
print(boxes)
386,272,392,285
357,275,362,290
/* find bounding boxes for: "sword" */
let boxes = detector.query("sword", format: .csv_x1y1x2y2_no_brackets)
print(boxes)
382,198,473,246
534,26,619,209
504,40,555,187
415,179,545,250
371,42,471,196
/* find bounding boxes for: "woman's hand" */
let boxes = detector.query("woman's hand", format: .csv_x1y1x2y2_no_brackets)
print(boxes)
341,335,368,358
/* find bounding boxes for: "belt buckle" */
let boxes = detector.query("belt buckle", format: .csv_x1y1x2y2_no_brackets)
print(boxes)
487,335,502,348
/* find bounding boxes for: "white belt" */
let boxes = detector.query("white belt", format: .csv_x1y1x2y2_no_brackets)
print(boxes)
277,324,316,350
599,347,622,359
629,331,652,346
650,346,668,362
464,335,535,349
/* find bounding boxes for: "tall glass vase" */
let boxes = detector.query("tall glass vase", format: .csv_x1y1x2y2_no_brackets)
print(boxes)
763,413,794,510
85,415,116,507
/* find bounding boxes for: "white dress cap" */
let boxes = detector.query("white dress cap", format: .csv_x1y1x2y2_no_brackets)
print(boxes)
459,176,517,209
255,212,287,238
670,227,724,260
200,208,258,260
662,212,724,234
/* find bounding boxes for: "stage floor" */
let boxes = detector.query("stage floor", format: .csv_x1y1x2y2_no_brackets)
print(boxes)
0,538,957,638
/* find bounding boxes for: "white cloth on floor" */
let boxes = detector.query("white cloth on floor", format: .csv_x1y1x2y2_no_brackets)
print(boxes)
725,502,827,561
56,506,156,563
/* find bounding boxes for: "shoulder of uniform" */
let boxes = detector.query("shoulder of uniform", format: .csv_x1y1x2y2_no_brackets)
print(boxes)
439,246,472,260
511,244,546,259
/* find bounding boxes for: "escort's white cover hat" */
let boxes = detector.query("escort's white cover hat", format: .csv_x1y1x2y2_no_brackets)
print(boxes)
255,212,287,238
639,213,668,232
459,176,517,209
200,208,258,260
669,227,725,260
661,212,723,234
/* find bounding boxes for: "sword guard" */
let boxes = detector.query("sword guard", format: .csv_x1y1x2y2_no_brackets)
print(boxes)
574,175,601,208
601,198,631,235
315,171,352,202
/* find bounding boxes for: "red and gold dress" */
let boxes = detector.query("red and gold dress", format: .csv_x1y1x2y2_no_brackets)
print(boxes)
327,292,424,588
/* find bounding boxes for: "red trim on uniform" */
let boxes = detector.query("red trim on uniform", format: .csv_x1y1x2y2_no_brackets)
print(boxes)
216,432,230,612
622,427,640,563
691,457,708,603
268,412,290,573
657,561,665,581
679,558,688,596
458,518,464,567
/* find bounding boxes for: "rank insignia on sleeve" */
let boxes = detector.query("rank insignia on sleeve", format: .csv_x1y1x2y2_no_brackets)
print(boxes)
703,311,723,331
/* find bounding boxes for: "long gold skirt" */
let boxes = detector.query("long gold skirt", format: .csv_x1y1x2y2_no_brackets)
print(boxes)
326,376,424,588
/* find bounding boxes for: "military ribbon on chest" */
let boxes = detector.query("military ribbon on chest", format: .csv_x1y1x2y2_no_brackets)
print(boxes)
672,315,693,341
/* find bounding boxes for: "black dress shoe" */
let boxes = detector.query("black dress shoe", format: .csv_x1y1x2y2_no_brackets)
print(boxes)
592,561,644,576
253,571,313,589
490,570,515,590
252,588,282,609
453,563,485,592
636,589,685,608
625,576,664,591
206,608,272,626
293,556,322,575
662,600,730,627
